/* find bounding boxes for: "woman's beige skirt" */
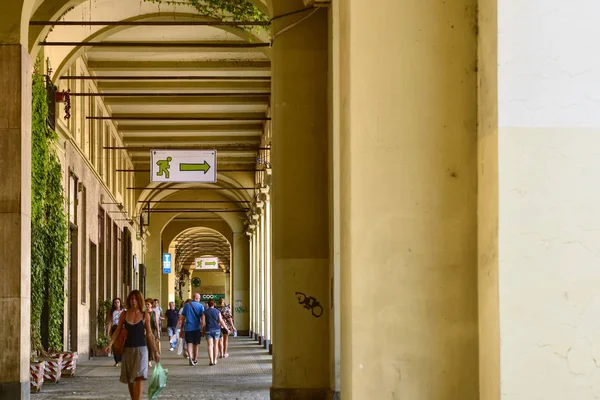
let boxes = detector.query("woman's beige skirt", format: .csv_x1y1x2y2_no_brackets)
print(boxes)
120,346,148,384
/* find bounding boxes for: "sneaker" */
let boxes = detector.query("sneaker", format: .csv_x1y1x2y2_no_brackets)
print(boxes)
169,348,174,352
191,359,198,366
188,358,193,366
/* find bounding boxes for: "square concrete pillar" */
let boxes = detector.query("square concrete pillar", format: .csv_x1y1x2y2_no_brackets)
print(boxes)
270,7,330,399
0,44,32,400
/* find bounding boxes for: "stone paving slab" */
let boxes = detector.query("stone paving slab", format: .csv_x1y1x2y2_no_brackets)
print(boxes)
34,337,271,399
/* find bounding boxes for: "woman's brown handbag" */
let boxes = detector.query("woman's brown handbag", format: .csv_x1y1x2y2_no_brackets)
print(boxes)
113,328,128,356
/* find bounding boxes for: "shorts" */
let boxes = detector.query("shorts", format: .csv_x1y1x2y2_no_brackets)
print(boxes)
206,330,221,340
185,329,202,345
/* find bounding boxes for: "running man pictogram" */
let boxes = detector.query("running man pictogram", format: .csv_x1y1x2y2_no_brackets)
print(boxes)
156,157,172,179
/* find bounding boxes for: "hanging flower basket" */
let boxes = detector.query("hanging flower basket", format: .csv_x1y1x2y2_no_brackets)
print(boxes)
55,91,68,102
36,354,63,383
29,361,45,392
49,351,78,377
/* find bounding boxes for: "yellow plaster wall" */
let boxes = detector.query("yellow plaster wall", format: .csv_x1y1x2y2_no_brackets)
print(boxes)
338,0,479,398
191,270,226,295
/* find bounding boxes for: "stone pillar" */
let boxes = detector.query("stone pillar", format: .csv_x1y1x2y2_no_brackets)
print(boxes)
0,44,31,399
252,223,260,337
233,233,249,333
336,0,478,398
478,0,499,398
224,271,231,303
271,8,330,398
263,194,272,347
249,230,254,336
257,203,265,342
144,232,161,300
161,263,168,314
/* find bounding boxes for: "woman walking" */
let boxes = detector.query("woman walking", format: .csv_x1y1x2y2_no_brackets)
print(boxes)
106,298,126,366
217,297,236,358
145,298,161,367
106,290,159,400
202,299,230,366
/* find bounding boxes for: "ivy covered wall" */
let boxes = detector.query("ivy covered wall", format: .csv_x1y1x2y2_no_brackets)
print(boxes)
31,67,68,353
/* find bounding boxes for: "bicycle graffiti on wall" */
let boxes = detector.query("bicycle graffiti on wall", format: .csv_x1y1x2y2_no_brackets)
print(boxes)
295,292,323,318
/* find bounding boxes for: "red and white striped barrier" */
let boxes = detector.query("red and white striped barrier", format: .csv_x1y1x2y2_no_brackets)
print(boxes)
50,351,78,377
29,361,45,392
37,354,63,383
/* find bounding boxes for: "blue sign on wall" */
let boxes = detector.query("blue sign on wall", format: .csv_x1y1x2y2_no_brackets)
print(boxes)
163,253,172,274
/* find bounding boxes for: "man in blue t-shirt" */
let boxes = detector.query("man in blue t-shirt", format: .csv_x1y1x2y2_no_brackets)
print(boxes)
176,293,205,366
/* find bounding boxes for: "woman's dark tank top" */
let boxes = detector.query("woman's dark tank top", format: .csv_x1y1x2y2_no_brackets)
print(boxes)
124,315,147,348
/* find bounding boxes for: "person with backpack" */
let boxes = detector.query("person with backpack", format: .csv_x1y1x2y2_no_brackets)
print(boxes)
176,293,204,366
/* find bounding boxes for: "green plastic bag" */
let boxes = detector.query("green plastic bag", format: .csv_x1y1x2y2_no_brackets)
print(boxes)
148,362,168,399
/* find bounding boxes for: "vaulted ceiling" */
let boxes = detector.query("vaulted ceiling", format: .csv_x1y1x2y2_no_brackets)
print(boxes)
44,0,271,245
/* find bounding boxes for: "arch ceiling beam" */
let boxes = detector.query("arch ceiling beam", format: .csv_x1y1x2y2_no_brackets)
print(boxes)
45,10,270,203
41,2,267,231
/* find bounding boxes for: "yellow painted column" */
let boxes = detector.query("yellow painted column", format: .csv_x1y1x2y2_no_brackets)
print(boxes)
161,245,175,308
253,220,260,337
0,44,31,399
248,228,255,336
478,0,499,398
271,7,330,399
263,192,272,347
257,203,265,342
336,0,479,398
233,232,250,333
144,232,162,300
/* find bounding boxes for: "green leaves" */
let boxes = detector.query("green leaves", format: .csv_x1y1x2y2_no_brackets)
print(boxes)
143,0,269,31
31,65,68,353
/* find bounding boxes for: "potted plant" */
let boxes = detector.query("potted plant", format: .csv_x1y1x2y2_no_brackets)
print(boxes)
93,299,112,357
94,333,110,357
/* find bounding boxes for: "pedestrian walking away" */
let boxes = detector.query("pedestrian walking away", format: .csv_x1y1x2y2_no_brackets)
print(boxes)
176,293,205,366
106,290,160,400
217,297,236,359
203,299,230,366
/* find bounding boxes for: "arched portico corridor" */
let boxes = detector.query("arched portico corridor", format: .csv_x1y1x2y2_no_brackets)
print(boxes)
4,0,600,399
35,336,272,399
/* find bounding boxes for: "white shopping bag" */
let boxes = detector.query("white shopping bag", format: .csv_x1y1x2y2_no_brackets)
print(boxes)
176,338,184,355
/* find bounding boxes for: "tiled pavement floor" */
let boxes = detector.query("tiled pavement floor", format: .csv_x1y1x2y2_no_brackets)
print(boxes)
34,337,271,399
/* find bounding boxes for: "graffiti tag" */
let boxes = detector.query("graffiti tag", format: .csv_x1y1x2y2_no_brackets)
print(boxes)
295,292,323,318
